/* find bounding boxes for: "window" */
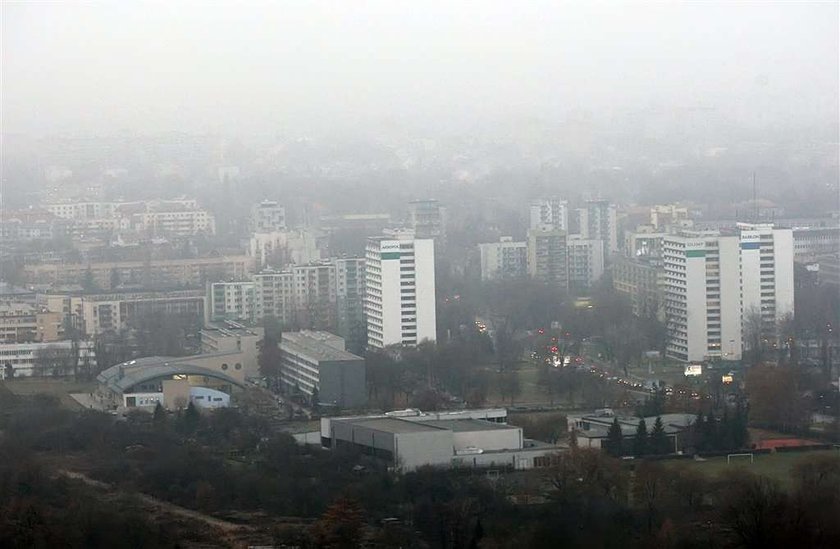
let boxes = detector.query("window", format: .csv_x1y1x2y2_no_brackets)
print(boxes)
234,363,242,370
221,363,228,370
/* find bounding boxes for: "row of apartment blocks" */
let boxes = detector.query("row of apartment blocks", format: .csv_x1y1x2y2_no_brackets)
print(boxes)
609,203,799,363
45,198,216,237
613,206,837,328
479,230,605,291
2,199,216,244
663,223,794,362
0,302,64,343
529,198,619,254
208,258,367,351
477,198,617,291
22,255,254,290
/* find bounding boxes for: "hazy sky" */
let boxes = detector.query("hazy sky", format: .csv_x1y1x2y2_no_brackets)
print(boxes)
2,1,838,135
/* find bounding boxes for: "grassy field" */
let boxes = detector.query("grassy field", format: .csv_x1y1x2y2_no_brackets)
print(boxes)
666,449,840,489
1,378,97,409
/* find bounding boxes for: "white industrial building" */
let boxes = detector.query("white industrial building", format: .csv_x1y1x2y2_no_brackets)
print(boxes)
365,231,436,348
479,237,528,280
320,408,565,472
664,223,794,362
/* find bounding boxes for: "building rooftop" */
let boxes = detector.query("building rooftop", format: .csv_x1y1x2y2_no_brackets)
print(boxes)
96,352,246,394
202,321,262,338
349,417,444,434
423,419,517,432
281,331,363,363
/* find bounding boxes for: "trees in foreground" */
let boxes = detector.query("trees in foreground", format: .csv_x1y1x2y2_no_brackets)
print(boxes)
2,393,838,548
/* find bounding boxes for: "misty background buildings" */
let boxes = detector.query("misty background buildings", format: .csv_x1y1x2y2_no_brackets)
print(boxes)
1,2,839,546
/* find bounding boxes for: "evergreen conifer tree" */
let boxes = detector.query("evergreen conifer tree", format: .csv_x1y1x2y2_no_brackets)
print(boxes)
606,418,624,456
649,416,669,454
633,418,648,456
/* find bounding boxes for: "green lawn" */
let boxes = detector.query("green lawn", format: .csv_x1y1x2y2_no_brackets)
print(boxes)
666,449,840,489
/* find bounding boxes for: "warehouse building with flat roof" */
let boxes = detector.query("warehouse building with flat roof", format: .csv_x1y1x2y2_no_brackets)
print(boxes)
321,409,565,472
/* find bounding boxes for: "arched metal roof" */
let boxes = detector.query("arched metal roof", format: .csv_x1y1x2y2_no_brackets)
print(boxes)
97,355,246,394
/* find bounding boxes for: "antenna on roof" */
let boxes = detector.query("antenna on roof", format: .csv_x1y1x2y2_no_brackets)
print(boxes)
752,171,758,222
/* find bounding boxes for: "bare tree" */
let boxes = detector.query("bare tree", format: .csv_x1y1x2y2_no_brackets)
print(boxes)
33,345,77,378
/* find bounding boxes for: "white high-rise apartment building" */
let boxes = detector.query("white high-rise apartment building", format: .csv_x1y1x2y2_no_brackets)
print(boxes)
577,200,618,254
737,223,794,332
208,281,257,324
408,199,446,241
663,224,794,362
530,199,568,231
479,237,528,280
567,236,605,290
365,232,436,348
527,225,568,288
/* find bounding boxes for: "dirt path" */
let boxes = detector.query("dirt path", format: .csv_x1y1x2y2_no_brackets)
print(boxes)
57,469,259,546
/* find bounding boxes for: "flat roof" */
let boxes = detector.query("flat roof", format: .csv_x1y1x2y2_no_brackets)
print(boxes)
348,417,444,434
281,331,362,363
423,419,517,432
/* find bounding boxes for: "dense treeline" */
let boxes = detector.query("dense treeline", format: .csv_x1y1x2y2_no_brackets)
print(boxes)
3,392,839,548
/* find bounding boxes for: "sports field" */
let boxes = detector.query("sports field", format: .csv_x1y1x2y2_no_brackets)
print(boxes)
667,449,840,488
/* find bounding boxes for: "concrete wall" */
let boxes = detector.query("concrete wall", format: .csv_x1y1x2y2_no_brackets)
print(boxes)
330,421,397,456
394,430,454,471
162,379,190,409
414,239,437,344
319,359,366,409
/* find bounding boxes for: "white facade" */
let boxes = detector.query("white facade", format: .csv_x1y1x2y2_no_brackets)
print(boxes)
250,200,287,233
249,229,323,269
529,198,568,231
208,281,256,324
664,224,794,362
365,234,436,348
737,223,795,331
189,386,231,409
578,200,618,254
650,204,691,230
408,199,446,241
46,199,215,238
664,232,742,362
479,237,528,280
527,225,568,288
253,270,295,325
0,340,96,377
567,236,605,290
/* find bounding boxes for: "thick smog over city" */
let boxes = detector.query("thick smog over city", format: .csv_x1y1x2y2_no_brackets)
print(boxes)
1,2,838,547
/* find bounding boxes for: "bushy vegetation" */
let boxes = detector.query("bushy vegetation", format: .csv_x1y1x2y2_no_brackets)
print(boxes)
2,392,839,548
